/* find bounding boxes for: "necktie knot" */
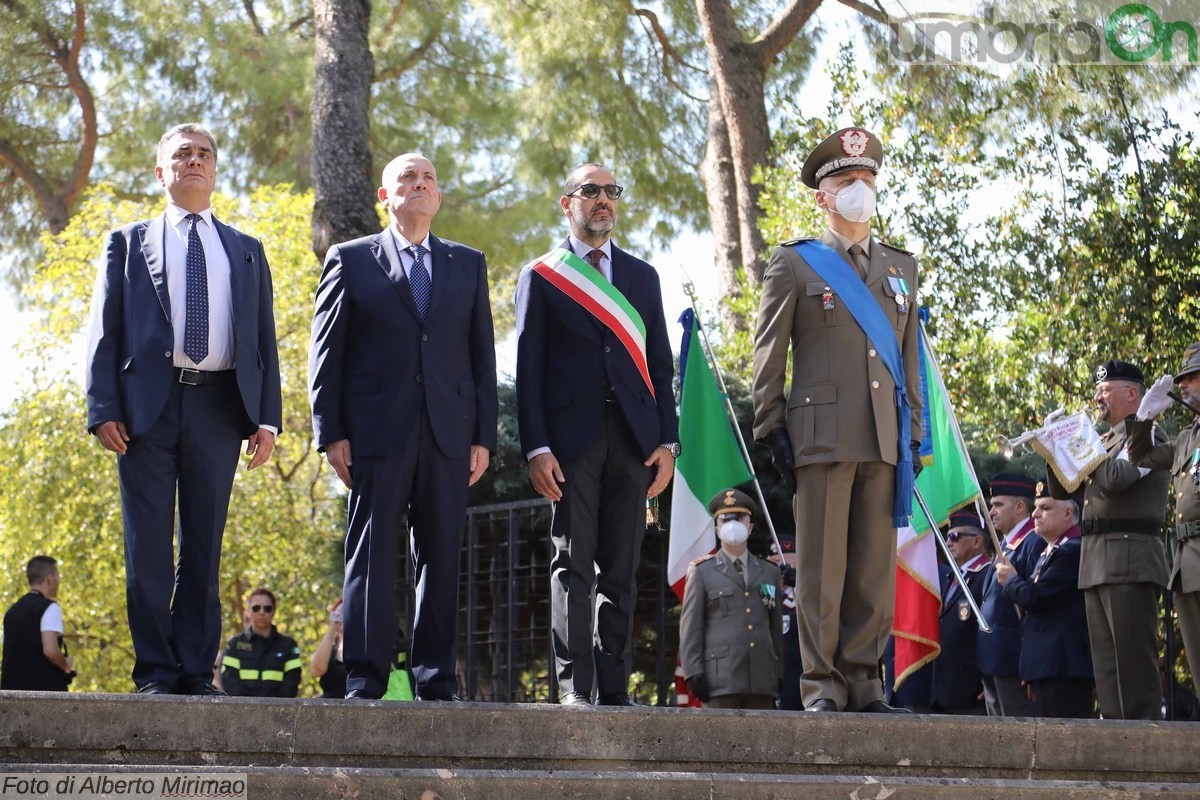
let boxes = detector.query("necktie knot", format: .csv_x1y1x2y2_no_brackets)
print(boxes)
848,244,868,277
186,213,202,224
586,249,603,270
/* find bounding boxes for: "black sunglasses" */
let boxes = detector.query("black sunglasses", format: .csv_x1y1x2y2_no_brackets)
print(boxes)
946,531,980,543
567,183,624,200
250,604,274,613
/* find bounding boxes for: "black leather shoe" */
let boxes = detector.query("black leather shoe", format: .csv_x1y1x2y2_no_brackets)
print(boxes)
345,689,381,700
178,679,226,697
136,680,174,695
559,691,592,706
598,693,639,706
857,700,912,714
804,698,839,712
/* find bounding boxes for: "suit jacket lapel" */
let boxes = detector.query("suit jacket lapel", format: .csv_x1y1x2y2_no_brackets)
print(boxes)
213,216,246,321
140,215,172,322
865,238,890,286
426,234,451,321
374,230,422,321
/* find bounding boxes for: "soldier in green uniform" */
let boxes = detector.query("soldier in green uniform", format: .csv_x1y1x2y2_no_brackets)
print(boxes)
1046,359,1169,720
1127,343,1200,697
679,489,784,709
751,127,922,713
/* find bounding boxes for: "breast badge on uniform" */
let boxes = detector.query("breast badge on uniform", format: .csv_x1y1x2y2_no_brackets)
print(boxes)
822,286,835,311
886,276,910,313
958,601,970,622
759,583,777,609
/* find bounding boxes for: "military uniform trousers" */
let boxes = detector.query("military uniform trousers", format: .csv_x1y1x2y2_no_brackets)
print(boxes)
793,459,896,710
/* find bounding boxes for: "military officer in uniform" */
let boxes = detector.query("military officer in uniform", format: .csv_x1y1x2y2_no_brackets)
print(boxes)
1046,359,1169,720
932,509,992,714
977,472,1045,716
1127,342,1200,697
679,489,784,709
997,485,1094,718
752,127,922,714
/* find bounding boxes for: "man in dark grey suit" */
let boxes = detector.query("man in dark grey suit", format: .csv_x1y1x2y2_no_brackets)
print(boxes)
310,152,497,701
86,123,282,695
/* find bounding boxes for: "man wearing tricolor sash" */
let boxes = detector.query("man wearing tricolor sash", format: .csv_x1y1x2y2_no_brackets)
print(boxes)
515,163,679,707
751,128,922,714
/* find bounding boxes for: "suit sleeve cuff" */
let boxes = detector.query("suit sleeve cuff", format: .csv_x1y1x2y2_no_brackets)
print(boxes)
526,446,552,462
258,424,279,436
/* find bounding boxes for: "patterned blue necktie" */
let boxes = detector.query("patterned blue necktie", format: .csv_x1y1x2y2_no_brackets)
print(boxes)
408,244,431,321
183,213,209,364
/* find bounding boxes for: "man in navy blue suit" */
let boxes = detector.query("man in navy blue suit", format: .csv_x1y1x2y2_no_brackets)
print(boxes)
309,153,497,701
515,163,679,706
977,472,1045,716
86,123,282,695
997,486,1095,718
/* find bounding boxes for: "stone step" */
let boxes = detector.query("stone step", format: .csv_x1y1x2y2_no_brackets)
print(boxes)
2,692,1198,797
2,765,1198,800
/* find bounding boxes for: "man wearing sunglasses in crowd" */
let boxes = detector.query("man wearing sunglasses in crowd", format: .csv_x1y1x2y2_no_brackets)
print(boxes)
930,509,993,715
220,588,302,697
516,163,678,707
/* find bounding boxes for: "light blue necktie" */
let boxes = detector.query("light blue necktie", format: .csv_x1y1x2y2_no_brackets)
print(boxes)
408,244,431,321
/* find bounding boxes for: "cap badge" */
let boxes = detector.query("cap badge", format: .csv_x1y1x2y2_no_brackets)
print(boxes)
723,491,737,507
1095,365,1108,382
839,129,870,157
1036,481,1044,495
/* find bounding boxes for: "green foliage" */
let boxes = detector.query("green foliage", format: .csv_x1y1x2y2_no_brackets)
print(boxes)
0,184,344,696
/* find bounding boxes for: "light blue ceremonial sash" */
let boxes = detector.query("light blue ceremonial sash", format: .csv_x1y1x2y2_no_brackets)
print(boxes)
794,240,913,527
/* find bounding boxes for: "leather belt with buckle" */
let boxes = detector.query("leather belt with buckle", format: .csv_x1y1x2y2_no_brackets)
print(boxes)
1080,518,1162,536
175,368,236,386
1178,520,1200,541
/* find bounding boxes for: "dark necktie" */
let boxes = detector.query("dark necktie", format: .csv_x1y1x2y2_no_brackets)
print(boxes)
408,244,431,321
183,213,209,364
848,243,868,279
586,248,603,272
734,559,744,583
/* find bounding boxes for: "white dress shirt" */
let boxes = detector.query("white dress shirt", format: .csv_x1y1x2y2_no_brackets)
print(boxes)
383,227,433,284
164,204,234,371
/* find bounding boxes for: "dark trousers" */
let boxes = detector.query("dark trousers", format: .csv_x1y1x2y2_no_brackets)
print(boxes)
982,674,1038,717
118,379,246,688
342,408,468,699
550,403,651,698
1030,678,1095,719
1085,582,1163,720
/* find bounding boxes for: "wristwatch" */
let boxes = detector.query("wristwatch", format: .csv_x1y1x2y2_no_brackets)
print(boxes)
660,442,681,458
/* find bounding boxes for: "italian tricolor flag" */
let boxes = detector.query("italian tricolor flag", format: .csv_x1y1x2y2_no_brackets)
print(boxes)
667,309,754,599
893,322,983,689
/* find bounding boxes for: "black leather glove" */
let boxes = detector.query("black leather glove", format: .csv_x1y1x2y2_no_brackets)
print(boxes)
686,674,712,702
766,428,796,493
780,563,797,588
911,441,923,479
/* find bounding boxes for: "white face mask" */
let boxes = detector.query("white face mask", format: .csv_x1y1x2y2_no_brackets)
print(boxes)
825,179,876,223
717,520,750,546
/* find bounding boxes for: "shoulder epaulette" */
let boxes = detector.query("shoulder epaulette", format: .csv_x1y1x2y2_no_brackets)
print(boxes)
691,553,716,566
778,237,816,247
877,241,913,256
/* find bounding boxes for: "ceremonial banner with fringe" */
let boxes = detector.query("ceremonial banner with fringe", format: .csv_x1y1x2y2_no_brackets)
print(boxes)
1032,412,1107,492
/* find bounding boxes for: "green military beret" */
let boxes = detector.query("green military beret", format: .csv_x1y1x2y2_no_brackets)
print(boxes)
800,127,884,189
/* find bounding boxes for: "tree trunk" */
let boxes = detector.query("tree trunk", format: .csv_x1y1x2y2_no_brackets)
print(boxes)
695,0,773,292
698,78,744,331
311,0,377,263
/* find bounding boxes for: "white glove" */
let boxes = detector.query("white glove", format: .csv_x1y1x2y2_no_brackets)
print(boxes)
1137,374,1174,420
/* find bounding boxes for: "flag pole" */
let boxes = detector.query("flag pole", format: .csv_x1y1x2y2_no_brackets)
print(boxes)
914,485,992,633
681,273,781,553
919,324,1006,558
